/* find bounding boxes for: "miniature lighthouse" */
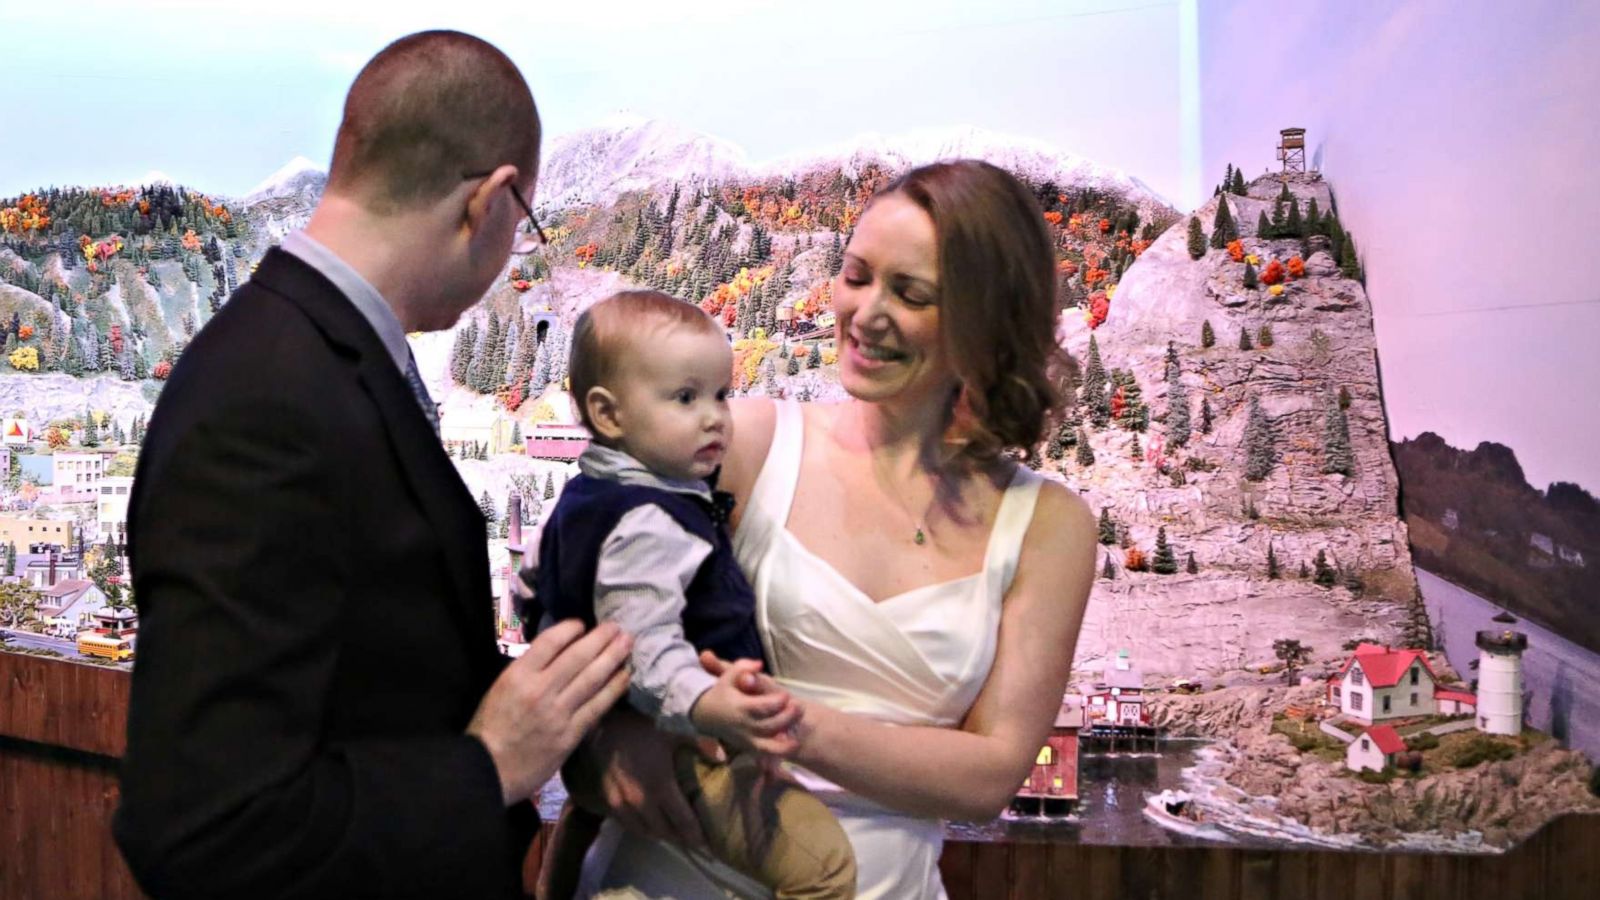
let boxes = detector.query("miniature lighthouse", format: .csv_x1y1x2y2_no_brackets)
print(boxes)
1474,627,1528,736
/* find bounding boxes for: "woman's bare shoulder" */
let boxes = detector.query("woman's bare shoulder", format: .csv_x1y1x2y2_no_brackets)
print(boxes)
1016,477,1098,592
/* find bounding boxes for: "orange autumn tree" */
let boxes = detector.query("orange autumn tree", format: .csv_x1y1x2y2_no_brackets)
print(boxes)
1261,259,1286,286
1226,239,1245,262
573,243,597,267
1125,548,1147,571
1286,256,1305,279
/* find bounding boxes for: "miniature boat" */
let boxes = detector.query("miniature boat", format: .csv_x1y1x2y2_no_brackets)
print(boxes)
1141,790,1235,843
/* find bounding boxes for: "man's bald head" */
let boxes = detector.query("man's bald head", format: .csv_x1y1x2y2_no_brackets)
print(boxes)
328,31,540,214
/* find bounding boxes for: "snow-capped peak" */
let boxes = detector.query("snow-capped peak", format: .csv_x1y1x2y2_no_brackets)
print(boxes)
536,118,749,209
140,170,176,186
245,156,327,202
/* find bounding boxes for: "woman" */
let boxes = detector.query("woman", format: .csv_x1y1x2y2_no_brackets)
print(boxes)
572,159,1097,898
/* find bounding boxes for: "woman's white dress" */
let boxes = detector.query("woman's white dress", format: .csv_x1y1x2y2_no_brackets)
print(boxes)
580,400,1042,899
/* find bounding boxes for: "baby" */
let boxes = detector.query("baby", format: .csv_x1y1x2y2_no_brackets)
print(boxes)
525,290,855,899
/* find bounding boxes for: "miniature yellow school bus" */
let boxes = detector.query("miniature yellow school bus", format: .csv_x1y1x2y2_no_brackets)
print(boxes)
77,632,134,662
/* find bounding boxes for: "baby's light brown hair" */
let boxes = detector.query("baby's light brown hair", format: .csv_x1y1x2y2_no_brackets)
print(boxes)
568,290,725,435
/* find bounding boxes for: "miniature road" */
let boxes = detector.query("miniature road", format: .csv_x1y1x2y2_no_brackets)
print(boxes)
0,630,87,659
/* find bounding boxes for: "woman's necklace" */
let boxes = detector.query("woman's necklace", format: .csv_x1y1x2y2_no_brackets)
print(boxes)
861,408,939,547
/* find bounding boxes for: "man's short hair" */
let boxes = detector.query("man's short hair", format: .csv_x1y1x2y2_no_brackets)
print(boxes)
327,31,540,213
569,291,723,434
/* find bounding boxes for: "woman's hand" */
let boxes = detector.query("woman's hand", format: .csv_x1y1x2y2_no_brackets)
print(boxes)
577,710,708,850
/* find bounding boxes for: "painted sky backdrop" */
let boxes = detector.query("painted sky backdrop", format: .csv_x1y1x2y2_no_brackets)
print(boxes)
0,0,1188,202
1201,0,1600,494
4,0,1594,491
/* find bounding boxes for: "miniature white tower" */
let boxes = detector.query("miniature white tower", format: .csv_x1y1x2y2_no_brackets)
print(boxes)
1474,628,1528,735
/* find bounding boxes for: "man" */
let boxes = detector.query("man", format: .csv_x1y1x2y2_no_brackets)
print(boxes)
113,32,631,899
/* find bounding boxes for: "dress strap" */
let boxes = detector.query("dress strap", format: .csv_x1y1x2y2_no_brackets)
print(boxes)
982,466,1045,599
733,399,806,557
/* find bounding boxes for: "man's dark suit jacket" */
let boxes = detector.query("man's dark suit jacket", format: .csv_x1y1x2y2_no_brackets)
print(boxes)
113,249,537,899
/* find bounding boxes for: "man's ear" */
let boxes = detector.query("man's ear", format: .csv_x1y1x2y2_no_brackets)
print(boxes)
585,386,625,442
464,164,519,231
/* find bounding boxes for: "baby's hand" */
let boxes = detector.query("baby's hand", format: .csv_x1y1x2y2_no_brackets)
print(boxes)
689,659,804,756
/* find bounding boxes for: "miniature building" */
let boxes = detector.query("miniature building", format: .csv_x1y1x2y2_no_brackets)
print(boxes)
52,451,105,490
0,517,73,549
36,579,108,633
1475,629,1528,736
1013,696,1082,816
1084,649,1149,728
1278,127,1307,173
524,424,590,462
17,546,83,589
1326,643,1437,724
1346,724,1405,773
1434,686,1478,716
97,476,133,545
91,606,138,636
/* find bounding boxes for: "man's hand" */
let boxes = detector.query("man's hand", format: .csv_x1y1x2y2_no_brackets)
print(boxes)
688,659,803,756
467,619,631,806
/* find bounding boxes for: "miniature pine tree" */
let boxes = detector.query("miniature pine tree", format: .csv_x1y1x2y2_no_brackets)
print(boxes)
1306,197,1321,233
1163,341,1181,385
1152,526,1177,574
1186,551,1198,574
82,408,99,447
543,472,555,500
1046,425,1065,460
1076,429,1096,466
510,422,522,445
1230,168,1247,195
1209,198,1237,249
1256,209,1272,239
1285,196,1303,237
1200,397,1214,434
1129,431,1142,460
1244,396,1275,481
1081,335,1109,427
1201,319,1215,348
1267,542,1281,579
1322,389,1354,475
1242,260,1258,289
478,491,496,536
786,356,800,376
1239,326,1253,351
1338,385,1352,409
1299,560,1310,579
1187,217,1206,260
1222,163,1233,193
1167,385,1191,448
1101,555,1116,579
807,347,820,369
1258,324,1274,348
1313,549,1336,587
1278,181,1292,202
1339,231,1363,281
1098,507,1117,545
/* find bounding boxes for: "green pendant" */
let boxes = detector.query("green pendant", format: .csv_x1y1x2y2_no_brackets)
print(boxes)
914,528,926,546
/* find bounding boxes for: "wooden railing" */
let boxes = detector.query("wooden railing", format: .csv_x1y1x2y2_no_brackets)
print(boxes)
2,650,1595,900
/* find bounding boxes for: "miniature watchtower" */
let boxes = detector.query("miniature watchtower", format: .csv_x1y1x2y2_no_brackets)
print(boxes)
1277,128,1307,174
1474,628,1528,736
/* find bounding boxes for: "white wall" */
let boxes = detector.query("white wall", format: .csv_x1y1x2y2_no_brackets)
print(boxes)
1198,0,1600,492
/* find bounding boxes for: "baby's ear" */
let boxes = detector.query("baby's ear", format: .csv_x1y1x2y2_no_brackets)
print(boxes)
585,386,625,442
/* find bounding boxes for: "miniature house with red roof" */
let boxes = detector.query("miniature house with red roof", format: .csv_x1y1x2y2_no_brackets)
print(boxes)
1347,724,1407,772
1326,643,1476,724
1012,695,1082,816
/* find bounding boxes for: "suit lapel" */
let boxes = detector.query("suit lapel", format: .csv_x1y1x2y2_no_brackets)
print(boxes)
250,250,492,649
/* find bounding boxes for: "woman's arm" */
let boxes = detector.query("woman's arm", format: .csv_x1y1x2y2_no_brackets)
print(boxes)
786,481,1097,821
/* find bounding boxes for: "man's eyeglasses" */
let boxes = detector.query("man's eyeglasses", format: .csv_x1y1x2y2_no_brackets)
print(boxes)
462,171,547,254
